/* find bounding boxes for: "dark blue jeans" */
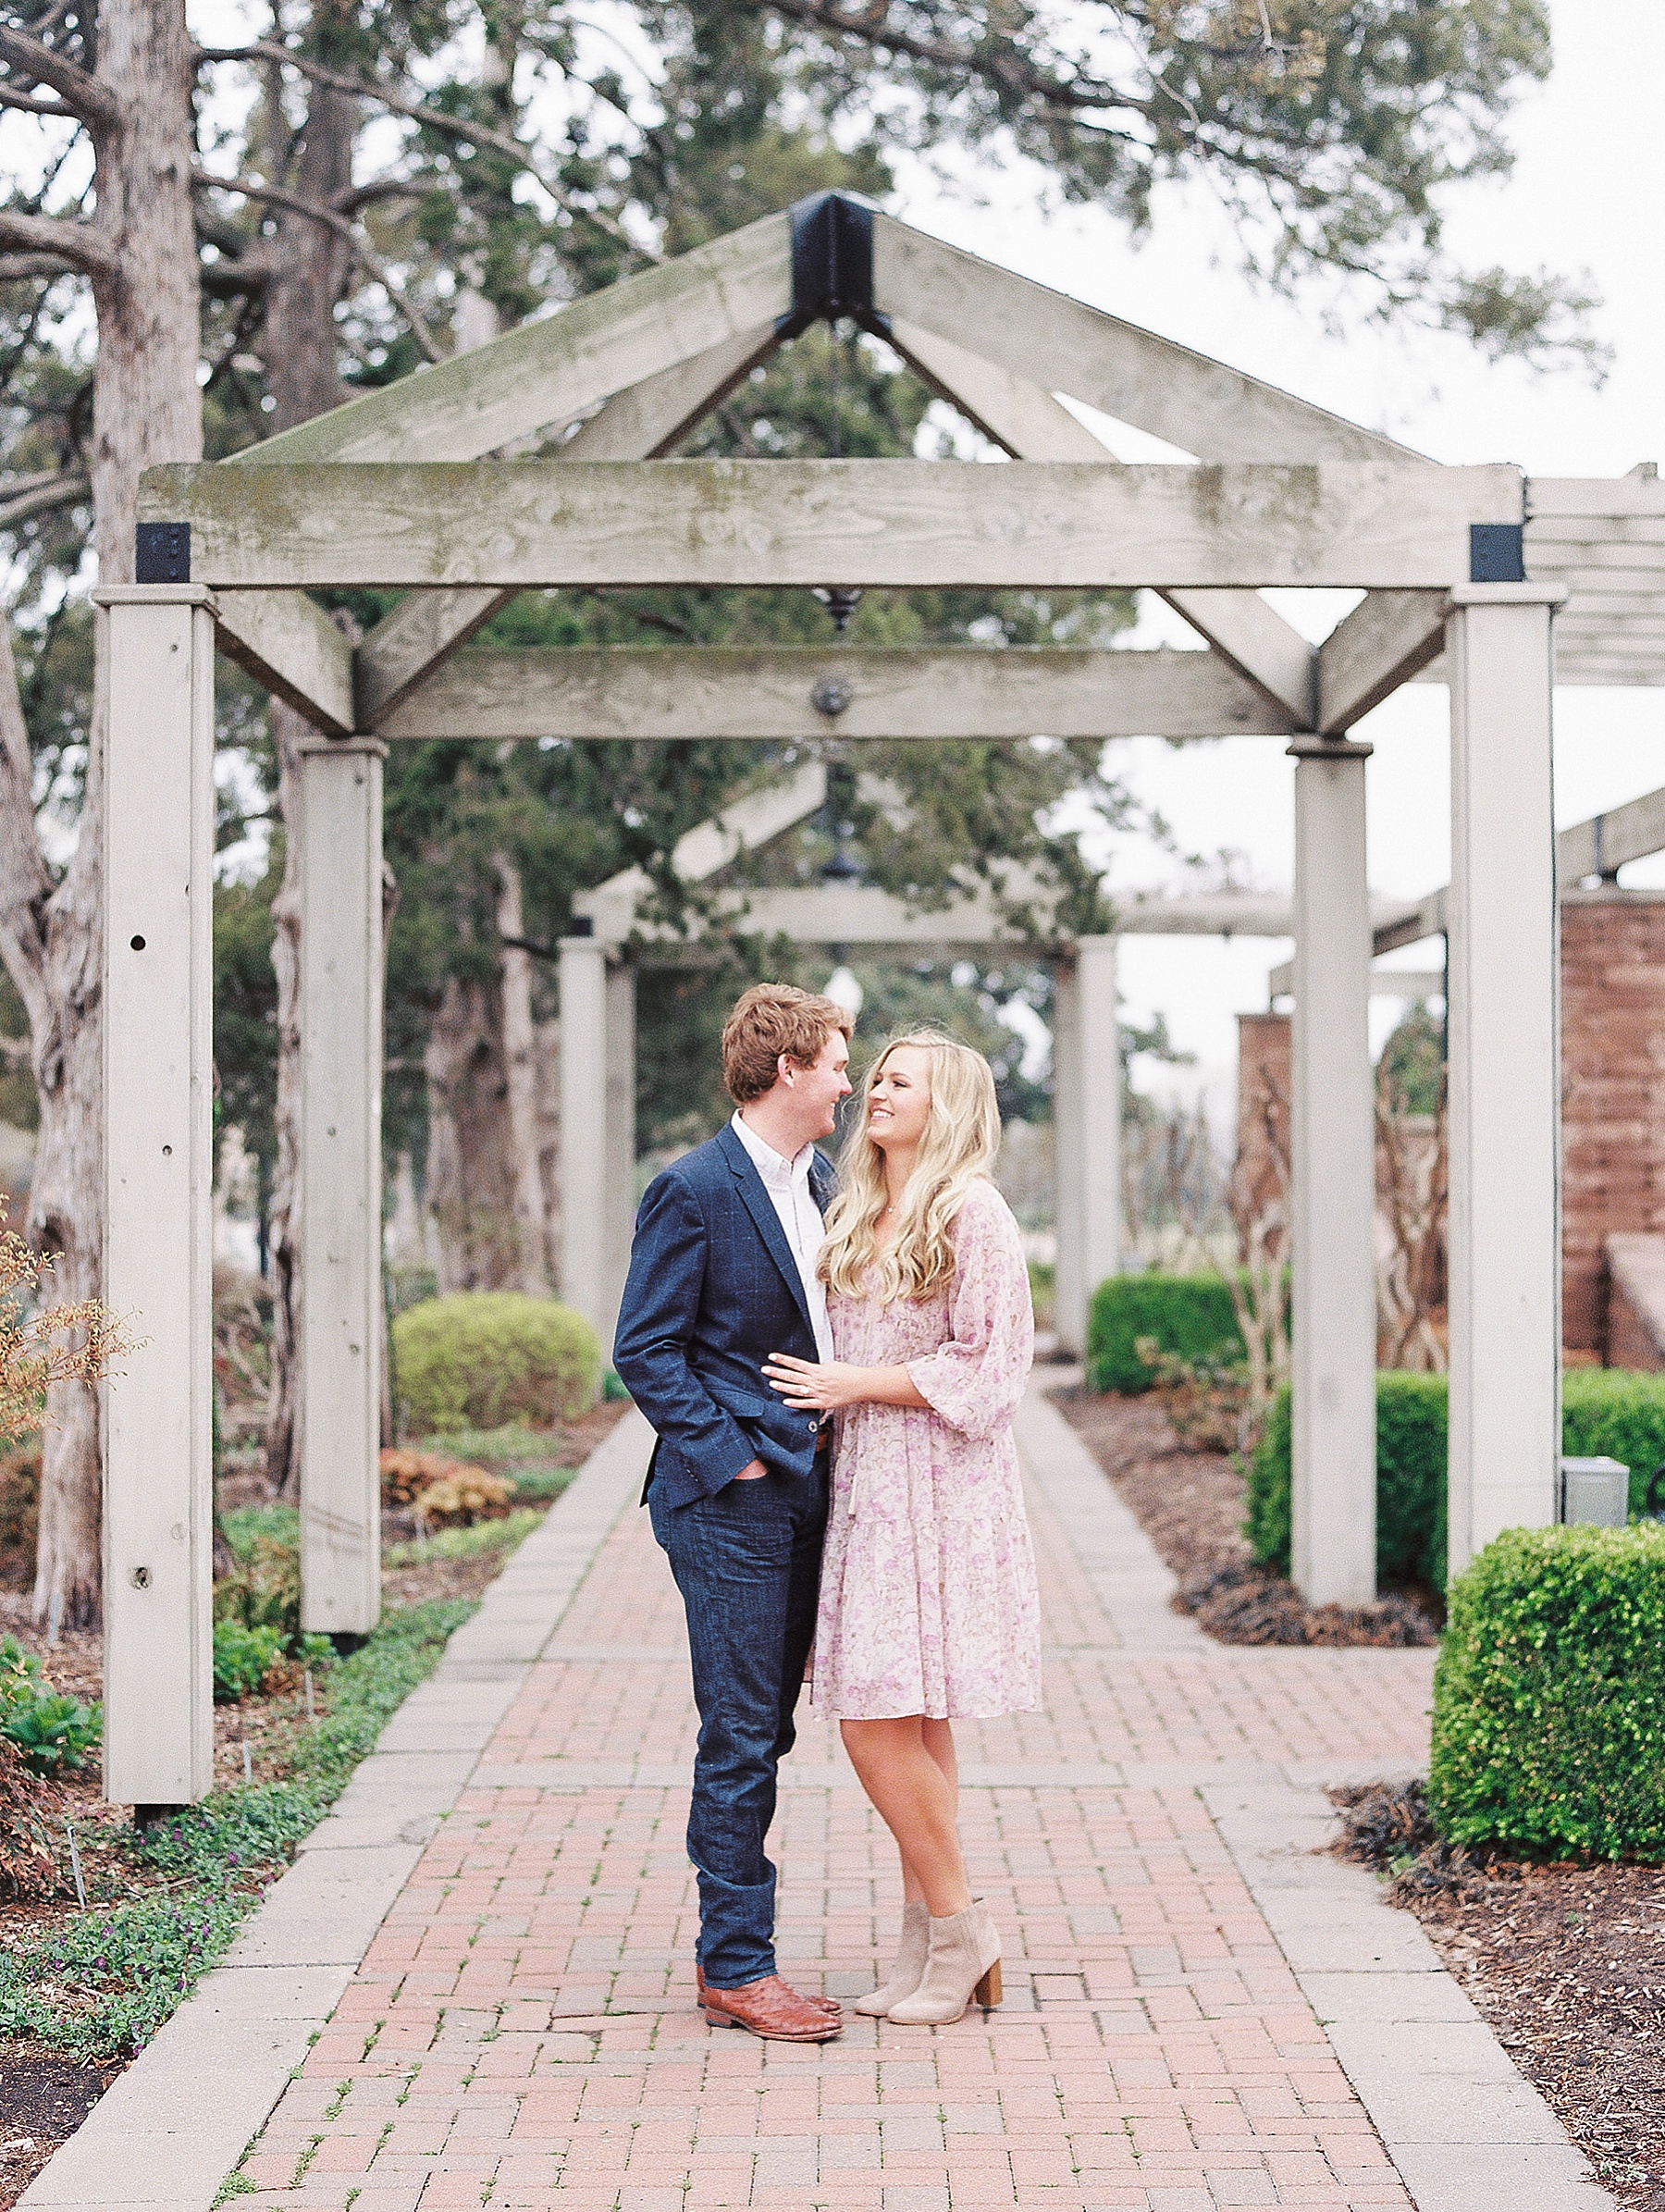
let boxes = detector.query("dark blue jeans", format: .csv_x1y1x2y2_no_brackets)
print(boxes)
649,1462,827,1988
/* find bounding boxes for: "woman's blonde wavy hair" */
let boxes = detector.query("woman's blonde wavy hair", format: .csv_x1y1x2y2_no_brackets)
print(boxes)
819,1031,1002,1304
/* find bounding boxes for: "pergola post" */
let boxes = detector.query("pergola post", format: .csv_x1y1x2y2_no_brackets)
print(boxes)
1077,933,1121,1320
1445,584,1565,1575
559,936,635,1363
298,737,387,1639
605,956,637,1353
1052,956,1085,1354
1289,737,1377,1606
98,585,217,1811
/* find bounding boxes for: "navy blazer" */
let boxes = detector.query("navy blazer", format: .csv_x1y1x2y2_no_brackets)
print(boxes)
613,1120,836,1510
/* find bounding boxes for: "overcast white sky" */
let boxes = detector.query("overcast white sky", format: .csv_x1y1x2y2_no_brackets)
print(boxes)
888,2,1665,1120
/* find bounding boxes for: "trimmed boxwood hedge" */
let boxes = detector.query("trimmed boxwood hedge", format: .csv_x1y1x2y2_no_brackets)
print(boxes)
1430,1523,1665,1859
391,1291,599,1433
1086,1274,1244,1394
1560,1367,1665,1518
1246,1372,1448,1589
1248,1366,1665,1590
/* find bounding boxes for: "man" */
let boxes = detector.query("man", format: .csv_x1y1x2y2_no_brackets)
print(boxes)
613,983,854,2042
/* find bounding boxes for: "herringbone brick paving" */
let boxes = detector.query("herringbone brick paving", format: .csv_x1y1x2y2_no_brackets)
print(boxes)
233,1401,1436,2210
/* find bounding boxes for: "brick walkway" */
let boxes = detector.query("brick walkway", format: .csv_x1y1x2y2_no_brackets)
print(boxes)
232,1392,1438,2212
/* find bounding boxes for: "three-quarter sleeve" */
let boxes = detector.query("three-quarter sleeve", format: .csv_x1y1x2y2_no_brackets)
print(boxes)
905,1181,1034,1440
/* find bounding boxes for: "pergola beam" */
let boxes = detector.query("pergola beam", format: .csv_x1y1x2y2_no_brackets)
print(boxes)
886,317,1320,725
379,643,1300,743
214,588,356,736
1315,589,1448,733
243,214,792,466
1369,780,1665,961
145,459,1523,591
873,216,1424,469
351,319,783,727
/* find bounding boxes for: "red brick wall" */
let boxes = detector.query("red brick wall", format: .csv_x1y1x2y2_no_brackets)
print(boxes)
1231,894,1665,1359
1233,1013,1291,1242
1561,892,1665,1354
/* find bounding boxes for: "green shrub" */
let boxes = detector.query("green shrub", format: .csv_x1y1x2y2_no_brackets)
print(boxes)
1086,1275,1244,1394
391,1292,600,1434
212,1621,285,1702
213,1531,301,1647
0,1631,102,1773
1431,1523,1665,1859
4,1688,101,1773
1249,1374,1446,1588
1560,1368,1665,1518
1247,1368,1665,1590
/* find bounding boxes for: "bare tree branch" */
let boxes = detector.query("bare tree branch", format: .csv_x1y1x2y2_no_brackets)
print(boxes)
0,251,80,280
194,40,654,260
0,208,116,280
0,24,117,128
0,82,73,116
0,471,90,530
193,170,445,363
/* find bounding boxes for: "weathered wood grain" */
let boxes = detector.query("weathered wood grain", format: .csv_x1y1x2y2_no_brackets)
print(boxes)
349,320,785,726
1315,589,1447,733
238,211,791,464
874,215,1428,468
148,459,1523,591
886,315,1319,723
213,587,356,735
377,643,1299,742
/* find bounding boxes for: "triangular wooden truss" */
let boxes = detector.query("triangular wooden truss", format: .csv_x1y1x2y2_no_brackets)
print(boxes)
210,192,1473,745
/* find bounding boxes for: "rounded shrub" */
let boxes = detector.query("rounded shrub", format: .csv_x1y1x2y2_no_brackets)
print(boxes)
1431,1523,1665,1860
391,1292,600,1434
1086,1275,1244,1394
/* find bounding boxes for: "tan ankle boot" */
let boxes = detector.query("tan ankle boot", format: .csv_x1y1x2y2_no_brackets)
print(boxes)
852,1900,930,2018
885,1901,1001,2025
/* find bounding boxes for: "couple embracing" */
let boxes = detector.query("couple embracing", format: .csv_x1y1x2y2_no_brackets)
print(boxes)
614,983,1041,2043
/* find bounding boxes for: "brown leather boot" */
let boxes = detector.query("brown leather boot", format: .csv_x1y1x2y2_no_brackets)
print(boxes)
699,1972,844,2041
697,1961,839,2017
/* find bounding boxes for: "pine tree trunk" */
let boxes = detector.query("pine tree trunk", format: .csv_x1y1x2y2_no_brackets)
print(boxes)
0,0,203,1626
493,854,552,1293
258,75,355,1493
422,974,518,1292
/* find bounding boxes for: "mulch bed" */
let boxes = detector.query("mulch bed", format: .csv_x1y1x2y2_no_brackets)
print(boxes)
1052,1383,1438,1646
0,1399,625,2208
1334,1782,1665,2210
0,2058,124,2208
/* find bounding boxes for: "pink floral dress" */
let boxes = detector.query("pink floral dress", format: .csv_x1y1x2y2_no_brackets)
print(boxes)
812,1178,1042,1722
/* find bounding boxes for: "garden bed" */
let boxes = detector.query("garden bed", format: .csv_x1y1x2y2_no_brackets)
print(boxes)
1334,1782,1665,2211
1053,1384,1439,1647
0,1403,623,2210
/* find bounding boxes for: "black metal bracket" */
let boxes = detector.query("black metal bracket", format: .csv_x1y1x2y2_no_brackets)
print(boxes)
135,521,191,583
1468,522,1525,584
776,191,892,341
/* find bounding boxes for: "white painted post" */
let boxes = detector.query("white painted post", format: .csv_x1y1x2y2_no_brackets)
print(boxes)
560,934,610,1355
298,737,386,1638
1077,934,1122,1310
98,585,217,1810
1052,958,1085,1355
1446,585,1565,1575
603,958,636,1355
1289,737,1378,1606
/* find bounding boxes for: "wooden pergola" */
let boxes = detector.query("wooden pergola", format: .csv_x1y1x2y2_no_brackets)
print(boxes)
98,188,1660,1810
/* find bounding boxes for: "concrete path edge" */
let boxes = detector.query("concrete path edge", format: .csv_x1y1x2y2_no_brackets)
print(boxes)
15,1407,653,2212
1024,1385,1615,2212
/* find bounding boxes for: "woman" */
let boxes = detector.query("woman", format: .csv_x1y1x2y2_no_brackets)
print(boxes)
763,1031,1040,2026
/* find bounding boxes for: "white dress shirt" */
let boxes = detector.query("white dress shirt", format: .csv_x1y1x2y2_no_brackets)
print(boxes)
731,1111,834,1364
